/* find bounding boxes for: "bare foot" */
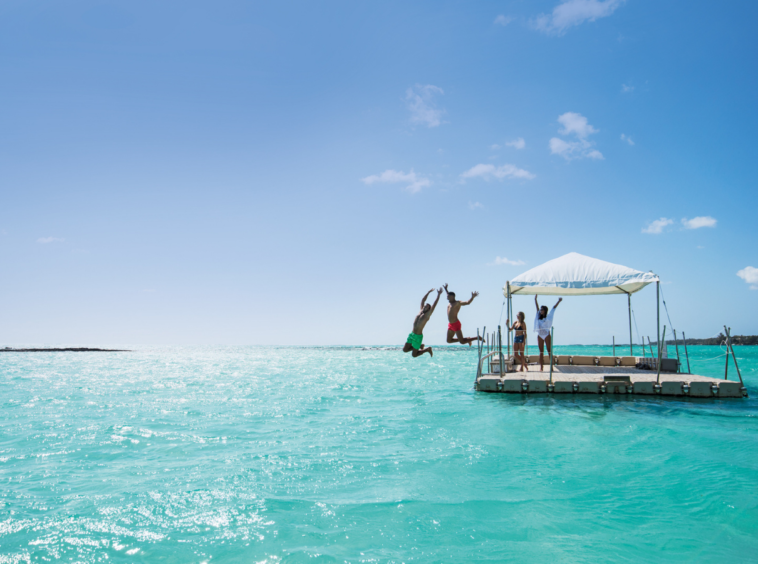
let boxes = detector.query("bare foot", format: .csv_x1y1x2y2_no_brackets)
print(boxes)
428,347,433,357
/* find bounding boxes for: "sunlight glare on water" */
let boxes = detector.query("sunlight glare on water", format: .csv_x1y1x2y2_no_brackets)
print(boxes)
1,345,757,562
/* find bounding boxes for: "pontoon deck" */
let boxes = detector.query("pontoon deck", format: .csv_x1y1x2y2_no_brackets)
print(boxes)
476,354,747,398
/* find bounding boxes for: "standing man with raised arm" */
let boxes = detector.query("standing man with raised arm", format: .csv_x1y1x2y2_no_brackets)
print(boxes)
444,284,484,346
403,288,443,358
534,294,563,371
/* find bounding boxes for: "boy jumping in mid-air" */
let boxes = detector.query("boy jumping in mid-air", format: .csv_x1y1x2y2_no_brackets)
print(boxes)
444,284,483,346
403,288,443,358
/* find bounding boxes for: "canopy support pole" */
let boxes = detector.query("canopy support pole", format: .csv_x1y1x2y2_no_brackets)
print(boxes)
612,336,615,357
656,325,666,384
656,281,661,362
506,282,511,361
549,327,554,384
510,295,514,354
614,286,635,356
498,326,504,376
628,293,633,356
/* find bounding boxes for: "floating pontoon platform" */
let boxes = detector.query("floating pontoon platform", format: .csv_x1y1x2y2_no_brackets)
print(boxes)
476,355,747,398
476,252,747,399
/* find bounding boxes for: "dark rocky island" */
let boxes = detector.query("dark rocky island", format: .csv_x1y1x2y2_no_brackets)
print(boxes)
652,334,758,346
1,347,130,352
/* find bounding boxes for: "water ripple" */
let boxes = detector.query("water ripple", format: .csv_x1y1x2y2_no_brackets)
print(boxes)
0,345,757,562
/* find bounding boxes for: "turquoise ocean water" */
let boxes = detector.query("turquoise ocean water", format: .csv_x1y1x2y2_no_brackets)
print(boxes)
1,344,757,563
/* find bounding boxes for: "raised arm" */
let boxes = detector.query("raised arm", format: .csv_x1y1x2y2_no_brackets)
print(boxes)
443,283,450,296
429,288,443,313
553,297,563,309
535,295,540,311
420,288,434,309
461,291,479,306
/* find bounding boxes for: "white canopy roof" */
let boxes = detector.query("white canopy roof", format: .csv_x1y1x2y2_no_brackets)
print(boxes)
504,252,658,297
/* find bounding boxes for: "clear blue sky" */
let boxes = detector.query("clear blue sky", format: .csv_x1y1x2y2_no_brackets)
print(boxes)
1,0,756,346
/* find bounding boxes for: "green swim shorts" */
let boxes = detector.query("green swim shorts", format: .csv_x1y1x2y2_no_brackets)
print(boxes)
406,332,423,350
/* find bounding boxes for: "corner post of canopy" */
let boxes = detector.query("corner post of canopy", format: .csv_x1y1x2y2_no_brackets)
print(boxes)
657,279,660,361
613,286,634,356
506,281,511,359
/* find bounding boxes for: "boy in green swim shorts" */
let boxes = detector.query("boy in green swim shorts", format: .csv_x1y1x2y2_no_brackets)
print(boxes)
403,287,442,358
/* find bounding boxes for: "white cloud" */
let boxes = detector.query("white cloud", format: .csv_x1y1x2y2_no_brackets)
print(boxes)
550,112,603,161
494,15,513,26
489,256,526,266
362,169,430,194
491,139,525,151
558,112,598,138
621,84,634,93
533,0,625,35
549,138,603,160
549,137,571,156
620,133,634,145
37,237,64,244
682,216,717,229
406,84,445,128
737,266,758,290
468,201,484,210
642,218,674,234
460,163,535,181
